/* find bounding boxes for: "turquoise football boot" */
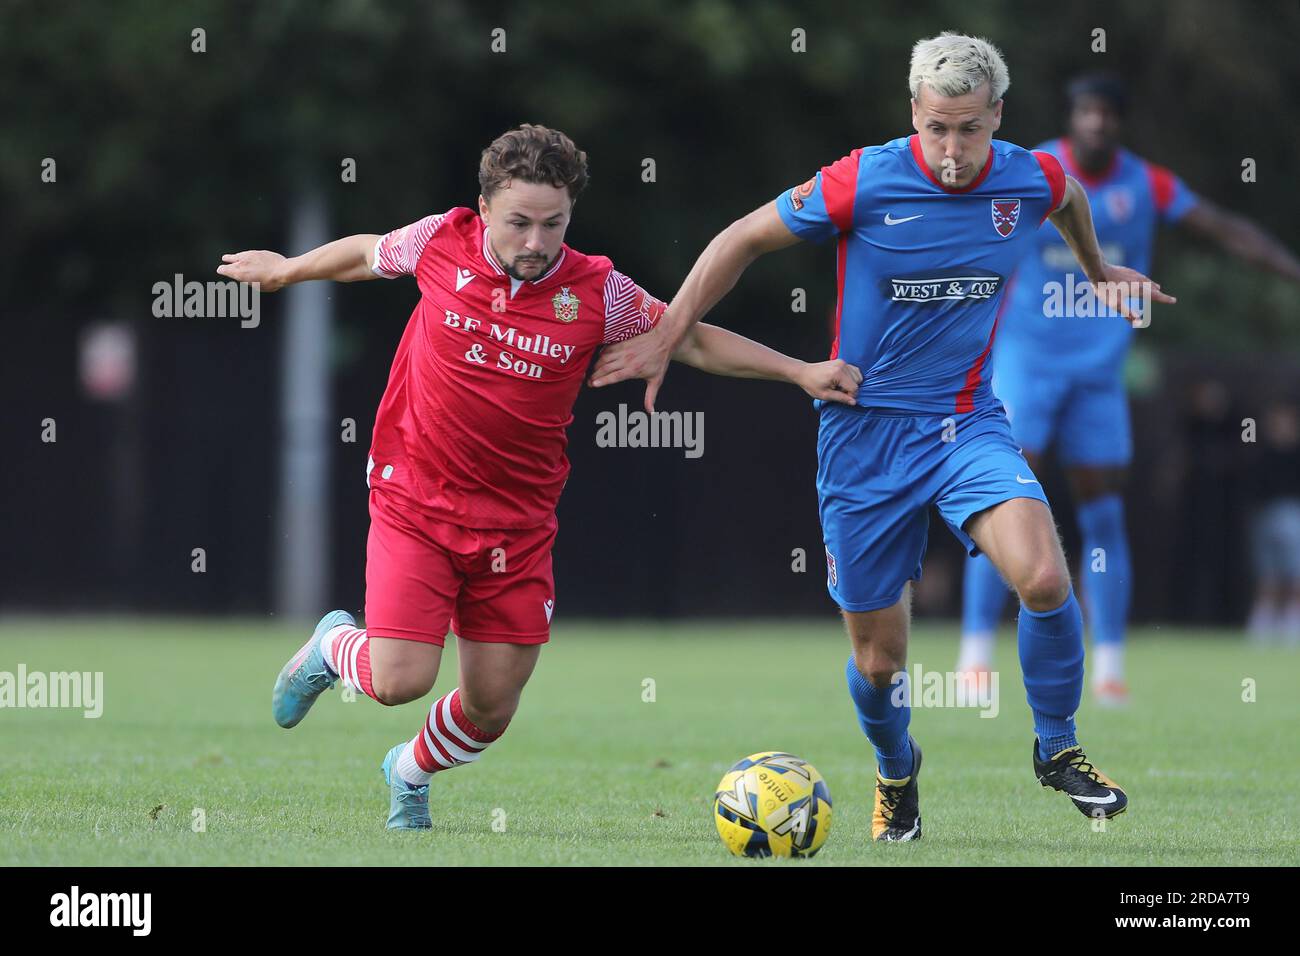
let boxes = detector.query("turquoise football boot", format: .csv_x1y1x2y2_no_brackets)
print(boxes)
381,743,432,830
271,610,354,729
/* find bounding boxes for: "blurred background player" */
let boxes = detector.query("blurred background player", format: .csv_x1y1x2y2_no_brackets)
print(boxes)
1246,401,1300,645
958,72,1300,705
592,34,1169,840
217,124,861,831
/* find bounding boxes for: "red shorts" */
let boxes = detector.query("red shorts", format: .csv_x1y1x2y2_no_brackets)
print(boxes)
364,488,557,646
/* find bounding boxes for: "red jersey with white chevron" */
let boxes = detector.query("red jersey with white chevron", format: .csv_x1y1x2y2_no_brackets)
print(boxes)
368,206,664,529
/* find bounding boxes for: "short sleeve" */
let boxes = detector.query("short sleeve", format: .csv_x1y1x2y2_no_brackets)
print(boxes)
1146,163,1198,225
602,269,666,344
371,213,448,278
775,149,862,243
1031,151,1067,223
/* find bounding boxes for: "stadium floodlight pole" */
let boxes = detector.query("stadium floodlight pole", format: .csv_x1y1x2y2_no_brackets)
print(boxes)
275,186,333,622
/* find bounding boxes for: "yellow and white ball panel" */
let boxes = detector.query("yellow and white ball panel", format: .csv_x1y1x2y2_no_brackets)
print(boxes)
713,753,832,858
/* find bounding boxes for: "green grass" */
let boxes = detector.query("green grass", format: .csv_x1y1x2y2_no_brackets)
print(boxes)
0,617,1296,866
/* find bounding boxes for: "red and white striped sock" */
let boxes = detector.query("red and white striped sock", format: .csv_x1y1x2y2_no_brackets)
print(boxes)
393,687,505,786
321,626,382,703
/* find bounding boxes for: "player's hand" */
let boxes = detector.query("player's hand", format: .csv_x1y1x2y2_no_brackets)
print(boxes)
794,359,863,405
589,322,675,413
1086,263,1176,327
217,250,290,292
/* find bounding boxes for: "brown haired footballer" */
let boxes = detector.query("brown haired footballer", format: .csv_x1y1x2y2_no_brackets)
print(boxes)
217,124,863,829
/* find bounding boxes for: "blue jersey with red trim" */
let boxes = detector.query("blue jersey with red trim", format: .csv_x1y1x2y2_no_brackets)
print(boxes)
776,135,1064,415
995,138,1199,377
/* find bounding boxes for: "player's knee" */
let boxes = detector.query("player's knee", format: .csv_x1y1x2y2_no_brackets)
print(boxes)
1016,562,1071,611
850,649,905,690
370,671,434,706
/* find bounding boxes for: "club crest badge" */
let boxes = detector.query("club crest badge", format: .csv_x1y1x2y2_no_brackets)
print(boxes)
991,198,1021,238
552,286,579,323
1104,186,1135,224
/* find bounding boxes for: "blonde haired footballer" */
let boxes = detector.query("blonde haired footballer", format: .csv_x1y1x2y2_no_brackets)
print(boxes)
593,34,1173,841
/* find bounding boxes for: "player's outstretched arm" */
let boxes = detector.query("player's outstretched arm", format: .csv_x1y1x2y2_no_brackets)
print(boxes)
1049,176,1177,325
1177,201,1300,284
216,234,381,292
589,202,799,411
667,323,862,405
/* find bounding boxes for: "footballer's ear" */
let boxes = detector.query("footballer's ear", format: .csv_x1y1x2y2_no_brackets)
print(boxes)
477,194,490,219
910,98,920,132
991,99,1003,131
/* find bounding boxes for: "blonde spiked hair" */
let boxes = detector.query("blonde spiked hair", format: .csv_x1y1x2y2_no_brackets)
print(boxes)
909,32,1010,105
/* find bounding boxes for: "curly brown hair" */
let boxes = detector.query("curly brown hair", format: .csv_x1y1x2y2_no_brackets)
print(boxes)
478,124,590,204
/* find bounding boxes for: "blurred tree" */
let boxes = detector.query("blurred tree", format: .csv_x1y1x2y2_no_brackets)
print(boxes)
2,0,1296,344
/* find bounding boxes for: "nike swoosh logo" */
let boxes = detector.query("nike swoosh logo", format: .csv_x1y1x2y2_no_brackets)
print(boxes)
884,213,923,225
1015,475,1039,485
1069,791,1117,805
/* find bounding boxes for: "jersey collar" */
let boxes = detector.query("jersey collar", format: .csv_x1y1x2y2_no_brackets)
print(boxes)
1060,137,1119,188
908,134,995,193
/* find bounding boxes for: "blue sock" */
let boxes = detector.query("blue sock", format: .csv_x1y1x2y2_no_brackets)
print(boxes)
1018,589,1084,761
1077,495,1131,649
845,657,913,779
962,552,1012,634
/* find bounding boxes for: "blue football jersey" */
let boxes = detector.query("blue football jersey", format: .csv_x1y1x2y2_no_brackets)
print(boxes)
995,137,1198,378
777,135,1065,415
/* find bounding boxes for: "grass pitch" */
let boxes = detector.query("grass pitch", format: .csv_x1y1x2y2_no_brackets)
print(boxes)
0,617,1296,866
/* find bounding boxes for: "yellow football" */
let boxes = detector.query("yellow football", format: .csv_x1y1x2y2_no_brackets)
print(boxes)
713,751,832,857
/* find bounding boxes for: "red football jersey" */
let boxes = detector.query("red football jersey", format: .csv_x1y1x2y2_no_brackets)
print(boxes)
367,207,664,529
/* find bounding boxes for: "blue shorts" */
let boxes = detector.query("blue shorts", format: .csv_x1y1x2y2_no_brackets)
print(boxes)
991,367,1132,466
818,402,1049,612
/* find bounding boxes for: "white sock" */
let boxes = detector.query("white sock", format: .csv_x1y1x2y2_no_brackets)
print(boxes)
319,624,351,676
1093,642,1124,684
395,738,427,787
958,631,995,671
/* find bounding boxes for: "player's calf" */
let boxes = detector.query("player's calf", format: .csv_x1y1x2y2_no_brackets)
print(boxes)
457,695,516,737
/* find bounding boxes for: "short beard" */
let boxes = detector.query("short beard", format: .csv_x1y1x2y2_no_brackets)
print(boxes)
490,238,550,281
1073,141,1116,172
